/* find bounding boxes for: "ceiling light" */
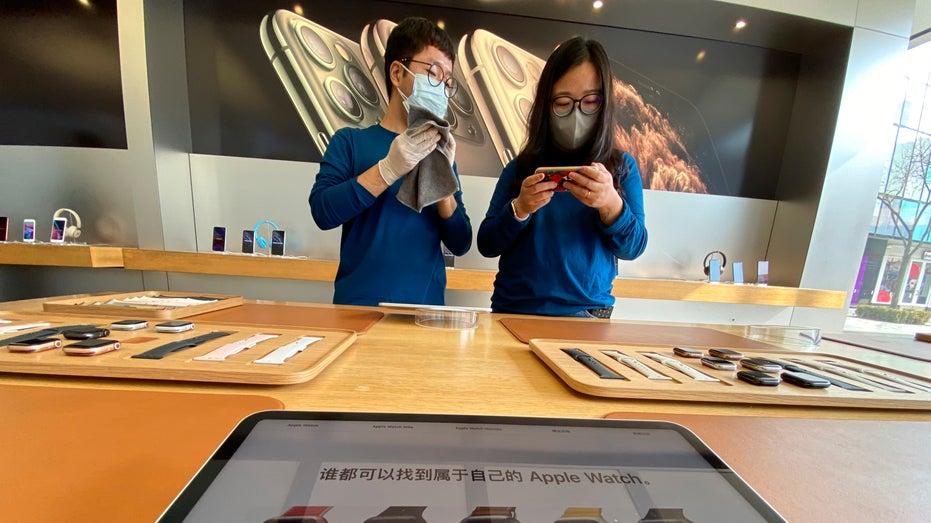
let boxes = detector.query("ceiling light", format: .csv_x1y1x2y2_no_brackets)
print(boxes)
735,19,748,30
593,0,604,9
294,4,304,16
696,50,706,62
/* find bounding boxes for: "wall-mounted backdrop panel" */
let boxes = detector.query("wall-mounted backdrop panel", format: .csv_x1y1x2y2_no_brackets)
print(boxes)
0,1,126,149
181,0,844,199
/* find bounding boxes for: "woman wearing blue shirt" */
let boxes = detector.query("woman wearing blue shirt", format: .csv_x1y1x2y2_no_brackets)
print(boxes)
477,37,648,317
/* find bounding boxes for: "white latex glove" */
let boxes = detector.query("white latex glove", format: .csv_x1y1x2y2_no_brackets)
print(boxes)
444,132,457,168
378,127,441,185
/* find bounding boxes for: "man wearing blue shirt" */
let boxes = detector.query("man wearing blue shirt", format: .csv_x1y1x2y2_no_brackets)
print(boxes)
309,18,472,306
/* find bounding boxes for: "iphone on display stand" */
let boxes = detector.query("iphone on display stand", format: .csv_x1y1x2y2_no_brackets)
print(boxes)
360,19,505,177
211,226,226,252
241,229,255,254
459,29,545,165
270,229,286,256
50,217,67,243
22,219,36,242
261,10,386,156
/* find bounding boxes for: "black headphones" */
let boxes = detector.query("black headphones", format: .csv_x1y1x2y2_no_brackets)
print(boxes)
703,250,727,276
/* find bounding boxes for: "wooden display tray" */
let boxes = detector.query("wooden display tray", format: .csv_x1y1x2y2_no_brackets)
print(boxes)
530,339,931,410
0,315,356,385
42,290,244,320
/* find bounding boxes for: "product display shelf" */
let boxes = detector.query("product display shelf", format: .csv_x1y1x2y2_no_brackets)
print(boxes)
0,242,123,268
121,248,846,308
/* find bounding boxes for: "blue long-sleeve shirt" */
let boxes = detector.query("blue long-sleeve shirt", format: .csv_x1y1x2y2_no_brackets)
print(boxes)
477,153,647,315
309,124,472,306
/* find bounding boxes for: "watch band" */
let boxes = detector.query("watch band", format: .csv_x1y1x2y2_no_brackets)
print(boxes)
778,362,869,391
642,352,719,382
0,321,51,335
461,505,519,522
0,324,97,346
786,358,908,393
638,507,694,523
253,336,322,365
601,350,671,380
364,505,427,523
263,505,332,523
193,333,279,361
556,506,607,522
131,331,234,360
820,359,931,392
562,348,627,380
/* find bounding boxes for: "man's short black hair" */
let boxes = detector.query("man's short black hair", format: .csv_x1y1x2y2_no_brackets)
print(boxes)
383,17,456,98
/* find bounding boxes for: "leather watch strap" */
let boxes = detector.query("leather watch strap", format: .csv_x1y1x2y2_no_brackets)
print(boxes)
558,507,607,522
461,505,519,522
365,506,427,522
132,331,234,360
471,506,516,517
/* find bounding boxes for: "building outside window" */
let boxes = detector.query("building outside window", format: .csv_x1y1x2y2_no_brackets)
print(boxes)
849,41,931,331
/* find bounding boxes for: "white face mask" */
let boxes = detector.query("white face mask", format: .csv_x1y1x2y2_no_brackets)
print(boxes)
399,64,448,120
551,109,598,150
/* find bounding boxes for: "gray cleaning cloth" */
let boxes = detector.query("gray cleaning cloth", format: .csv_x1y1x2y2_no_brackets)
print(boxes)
397,105,459,212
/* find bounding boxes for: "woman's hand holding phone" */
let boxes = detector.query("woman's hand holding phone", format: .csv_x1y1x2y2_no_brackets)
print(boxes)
565,163,625,225
513,172,558,219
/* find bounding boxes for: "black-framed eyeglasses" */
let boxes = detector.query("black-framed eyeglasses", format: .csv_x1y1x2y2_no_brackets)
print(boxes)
551,93,604,117
399,58,459,98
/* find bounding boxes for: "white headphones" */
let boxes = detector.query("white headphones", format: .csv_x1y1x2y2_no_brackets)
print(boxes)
53,208,83,240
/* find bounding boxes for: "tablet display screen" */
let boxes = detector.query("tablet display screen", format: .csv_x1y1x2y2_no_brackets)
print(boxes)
160,412,784,522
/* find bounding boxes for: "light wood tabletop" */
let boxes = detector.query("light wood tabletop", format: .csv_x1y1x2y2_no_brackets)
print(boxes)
1,298,929,522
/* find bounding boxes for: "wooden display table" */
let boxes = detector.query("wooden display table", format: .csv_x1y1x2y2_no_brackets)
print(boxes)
1,297,929,522
0,242,123,267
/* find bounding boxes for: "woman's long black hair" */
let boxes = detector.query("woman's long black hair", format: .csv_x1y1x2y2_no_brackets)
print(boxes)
514,37,623,187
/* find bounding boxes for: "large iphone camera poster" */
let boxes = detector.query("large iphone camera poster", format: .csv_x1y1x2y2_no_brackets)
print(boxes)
185,1,802,199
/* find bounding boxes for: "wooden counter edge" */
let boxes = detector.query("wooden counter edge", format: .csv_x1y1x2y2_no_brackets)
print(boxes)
0,243,123,268
121,248,845,308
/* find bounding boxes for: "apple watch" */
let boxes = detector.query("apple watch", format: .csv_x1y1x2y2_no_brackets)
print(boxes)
554,507,607,523
460,506,520,522
262,505,332,523
364,506,427,522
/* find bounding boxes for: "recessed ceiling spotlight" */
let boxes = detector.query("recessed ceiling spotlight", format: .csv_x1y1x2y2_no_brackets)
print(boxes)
696,50,706,62
437,20,446,30
294,4,304,16
735,19,748,30
78,0,92,7
593,0,604,9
